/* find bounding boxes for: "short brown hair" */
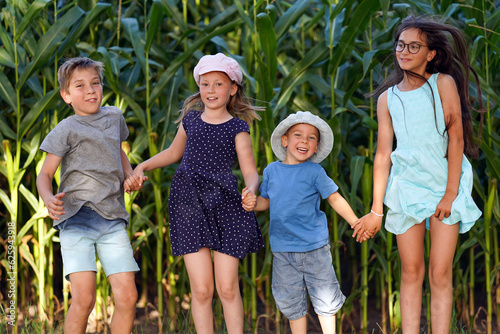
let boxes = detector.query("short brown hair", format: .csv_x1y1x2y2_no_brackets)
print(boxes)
57,57,104,92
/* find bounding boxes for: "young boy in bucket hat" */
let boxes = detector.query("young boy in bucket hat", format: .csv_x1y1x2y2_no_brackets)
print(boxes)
242,111,363,334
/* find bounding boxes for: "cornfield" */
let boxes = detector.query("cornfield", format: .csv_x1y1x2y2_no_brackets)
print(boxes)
0,0,499,333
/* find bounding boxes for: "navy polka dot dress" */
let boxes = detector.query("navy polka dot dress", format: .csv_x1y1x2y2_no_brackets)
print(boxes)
168,110,264,259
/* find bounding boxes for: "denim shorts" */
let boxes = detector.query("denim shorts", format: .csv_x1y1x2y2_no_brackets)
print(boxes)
272,244,346,320
58,206,139,280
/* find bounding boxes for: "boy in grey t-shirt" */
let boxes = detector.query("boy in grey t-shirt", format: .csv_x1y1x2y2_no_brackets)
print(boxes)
36,57,140,334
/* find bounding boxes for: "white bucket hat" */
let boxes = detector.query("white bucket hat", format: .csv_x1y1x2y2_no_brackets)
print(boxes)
271,111,334,163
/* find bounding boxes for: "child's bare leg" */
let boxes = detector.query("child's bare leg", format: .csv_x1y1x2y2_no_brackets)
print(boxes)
429,217,459,334
65,271,96,334
213,251,243,334
108,271,137,333
396,223,426,334
289,316,307,334
184,248,215,334
318,314,336,334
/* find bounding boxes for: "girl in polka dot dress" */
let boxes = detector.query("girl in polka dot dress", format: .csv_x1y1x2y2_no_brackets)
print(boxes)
126,53,264,333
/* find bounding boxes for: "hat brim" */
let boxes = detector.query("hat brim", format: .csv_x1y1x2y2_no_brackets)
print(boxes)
271,111,334,163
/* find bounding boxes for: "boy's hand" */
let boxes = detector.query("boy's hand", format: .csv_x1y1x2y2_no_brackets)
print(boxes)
124,172,148,193
46,192,66,220
241,187,257,212
352,213,382,242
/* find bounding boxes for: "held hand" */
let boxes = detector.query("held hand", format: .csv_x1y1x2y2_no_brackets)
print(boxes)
434,193,455,221
124,169,148,193
241,187,257,212
350,219,372,243
353,213,382,242
46,192,66,220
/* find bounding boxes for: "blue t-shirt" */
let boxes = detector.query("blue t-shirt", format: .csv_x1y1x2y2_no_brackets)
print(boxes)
259,161,338,252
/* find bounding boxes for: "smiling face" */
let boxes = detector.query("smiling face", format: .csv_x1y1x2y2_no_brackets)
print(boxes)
61,68,103,116
199,71,238,113
281,123,319,165
396,28,436,75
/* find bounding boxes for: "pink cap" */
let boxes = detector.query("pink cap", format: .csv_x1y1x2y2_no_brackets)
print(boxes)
193,53,243,86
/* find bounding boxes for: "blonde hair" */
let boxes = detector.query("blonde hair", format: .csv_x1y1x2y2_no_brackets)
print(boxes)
58,57,104,92
177,82,262,126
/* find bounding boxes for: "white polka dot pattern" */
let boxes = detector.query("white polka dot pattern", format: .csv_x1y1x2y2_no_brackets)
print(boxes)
168,111,264,259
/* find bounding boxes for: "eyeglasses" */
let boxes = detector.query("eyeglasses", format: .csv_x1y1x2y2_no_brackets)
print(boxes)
394,41,428,54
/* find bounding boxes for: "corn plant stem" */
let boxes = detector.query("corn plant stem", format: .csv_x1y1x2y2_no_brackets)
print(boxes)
38,217,46,319
425,230,431,332
387,232,394,332
494,225,500,329
484,179,495,334
251,253,258,333
49,236,54,326
11,2,20,331
469,242,475,325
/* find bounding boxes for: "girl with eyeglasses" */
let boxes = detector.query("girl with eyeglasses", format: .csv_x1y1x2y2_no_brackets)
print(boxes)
353,15,483,333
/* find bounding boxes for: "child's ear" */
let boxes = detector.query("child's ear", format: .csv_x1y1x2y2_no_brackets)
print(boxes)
230,83,238,96
60,89,72,104
281,134,288,148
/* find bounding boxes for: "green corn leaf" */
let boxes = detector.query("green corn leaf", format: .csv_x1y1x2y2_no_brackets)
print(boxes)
17,208,48,242
160,0,187,32
274,0,311,40
273,43,330,113
122,18,147,78
0,116,16,140
145,0,165,53
0,71,16,111
19,242,40,281
328,0,379,76
349,155,365,206
56,3,111,57
257,13,277,81
18,89,59,141
19,184,39,212
149,18,243,106
15,0,51,41
0,188,14,217
233,0,253,29
16,6,85,90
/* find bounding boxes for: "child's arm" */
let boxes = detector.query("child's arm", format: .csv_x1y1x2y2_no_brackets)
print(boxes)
241,187,270,211
36,153,65,220
353,91,393,241
125,124,187,189
235,131,259,195
326,192,358,227
436,74,463,220
121,147,148,193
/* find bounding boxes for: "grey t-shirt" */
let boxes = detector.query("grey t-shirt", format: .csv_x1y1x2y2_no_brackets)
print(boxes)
39,106,129,227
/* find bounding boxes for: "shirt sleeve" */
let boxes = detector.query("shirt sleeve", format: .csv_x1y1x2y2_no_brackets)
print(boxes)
119,111,129,142
39,120,71,158
259,165,270,199
315,166,338,199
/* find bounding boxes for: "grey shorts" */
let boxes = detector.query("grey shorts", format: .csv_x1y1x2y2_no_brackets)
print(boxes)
272,244,346,320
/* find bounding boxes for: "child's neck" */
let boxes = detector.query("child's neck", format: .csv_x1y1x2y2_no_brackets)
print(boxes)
201,109,232,124
399,72,431,91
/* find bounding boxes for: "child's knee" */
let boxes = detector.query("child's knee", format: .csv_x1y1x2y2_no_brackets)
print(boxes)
192,284,214,302
216,283,239,301
71,293,96,314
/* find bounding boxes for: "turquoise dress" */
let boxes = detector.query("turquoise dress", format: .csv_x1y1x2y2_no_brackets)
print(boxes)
384,73,481,235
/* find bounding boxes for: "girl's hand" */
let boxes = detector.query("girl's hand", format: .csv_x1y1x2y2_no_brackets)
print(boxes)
351,218,373,243
124,168,148,193
46,192,66,220
434,193,455,221
353,213,382,242
241,187,257,212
